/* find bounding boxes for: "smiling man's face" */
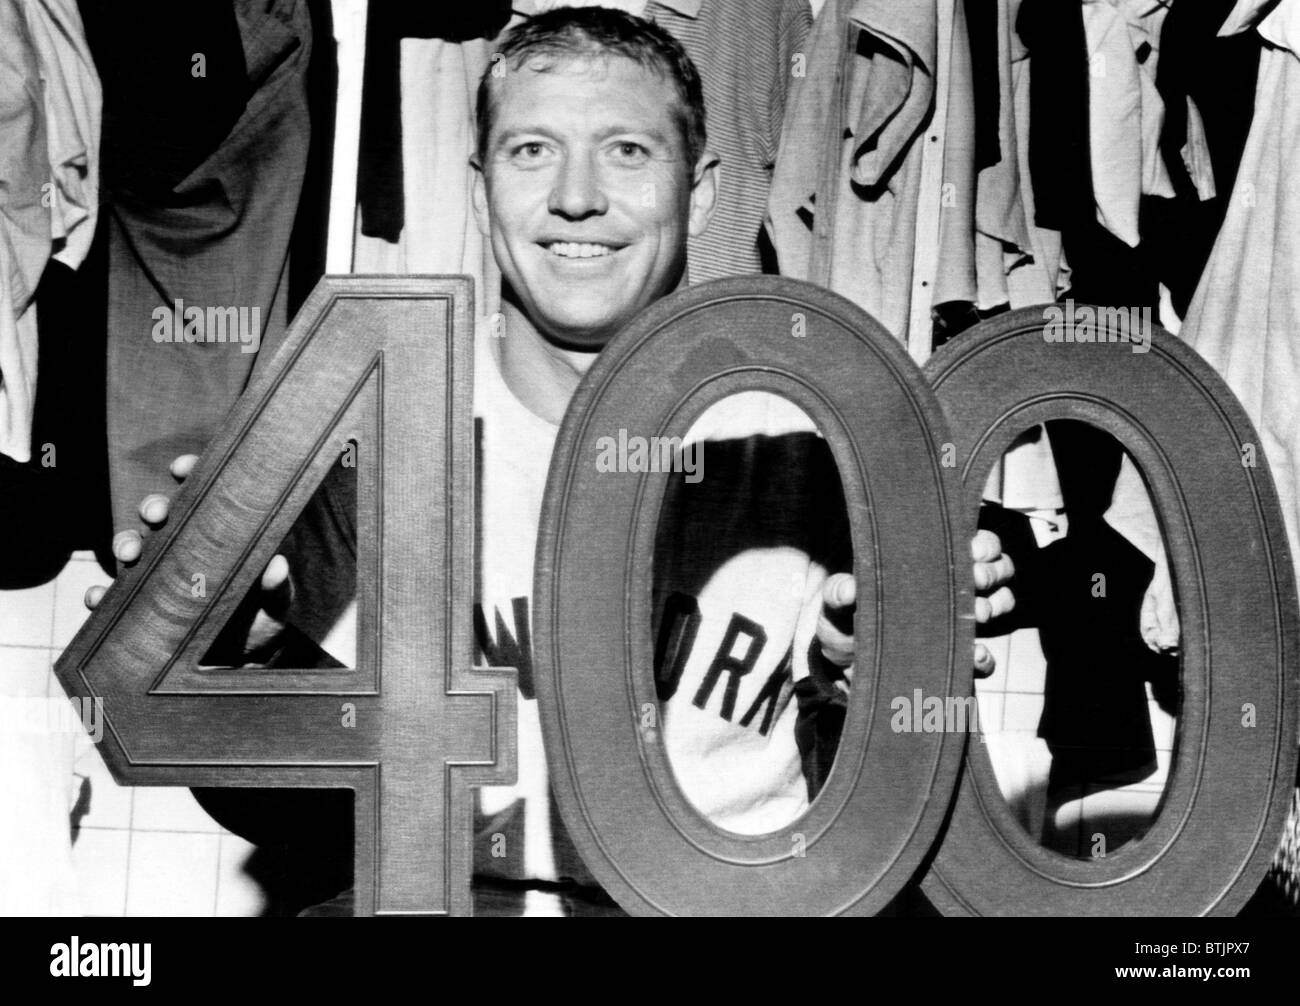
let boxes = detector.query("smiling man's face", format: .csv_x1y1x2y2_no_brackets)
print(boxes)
473,52,716,350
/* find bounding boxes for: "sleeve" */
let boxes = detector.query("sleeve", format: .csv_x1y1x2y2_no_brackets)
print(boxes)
278,459,359,648
766,0,815,168
794,638,850,800
204,458,359,668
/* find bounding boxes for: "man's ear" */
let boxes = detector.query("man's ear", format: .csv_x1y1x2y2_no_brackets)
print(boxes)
470,155,491,238
687,150,720,239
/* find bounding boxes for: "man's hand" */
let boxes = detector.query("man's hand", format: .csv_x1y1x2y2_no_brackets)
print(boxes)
814,573,856,670
84,454,293,657
971,529,1015,677
812,530,1016,678
1140,549,1180,654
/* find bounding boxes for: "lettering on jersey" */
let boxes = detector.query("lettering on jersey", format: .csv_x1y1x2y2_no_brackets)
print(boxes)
474,598,535,699
693,614,767,721
655,591,701,699
660,595,791,735
738,647,793,736
481,589,788,738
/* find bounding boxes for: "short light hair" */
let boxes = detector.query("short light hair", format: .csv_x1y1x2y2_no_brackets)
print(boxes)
476,6,708,169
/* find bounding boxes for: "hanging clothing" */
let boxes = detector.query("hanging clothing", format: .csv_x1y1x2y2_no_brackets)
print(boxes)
352,10,504,325
1081,0,1174,250
0,2,46,467
1001,0,1068,308
84,0,313,538
646,0,813,281
0,0,100,464
1018,0,1158,311
934,0,978,312
1017,0,1091,235
767,0,948,342
1180,0,1300,586
1152,0,1261,317
355,4,513,245
972,0,1021,314
939,0,1068,332
966,0,1002,173
354,36,497,291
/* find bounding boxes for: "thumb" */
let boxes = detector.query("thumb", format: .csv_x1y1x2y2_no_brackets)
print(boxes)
822,573,855,633
1140,558,1180,653
259,554,294,622
816,573,856,666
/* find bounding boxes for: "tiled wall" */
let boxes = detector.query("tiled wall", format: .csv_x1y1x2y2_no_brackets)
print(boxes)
978,624,1176,856
2,551,264,916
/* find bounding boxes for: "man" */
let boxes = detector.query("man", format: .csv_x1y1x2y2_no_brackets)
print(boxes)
95,7,1014,916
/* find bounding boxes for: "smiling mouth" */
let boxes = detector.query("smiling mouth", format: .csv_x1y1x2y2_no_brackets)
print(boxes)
542,241,623,259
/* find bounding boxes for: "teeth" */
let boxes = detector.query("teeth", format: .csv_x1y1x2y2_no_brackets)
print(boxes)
549,242,614,258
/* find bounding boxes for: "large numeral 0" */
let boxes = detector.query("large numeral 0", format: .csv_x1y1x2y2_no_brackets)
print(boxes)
535,277,973,916
920,307,1300,915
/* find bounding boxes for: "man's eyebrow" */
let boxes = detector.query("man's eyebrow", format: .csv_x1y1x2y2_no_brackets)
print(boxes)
489,126,561,150
592,125,671,144
492,124,673,147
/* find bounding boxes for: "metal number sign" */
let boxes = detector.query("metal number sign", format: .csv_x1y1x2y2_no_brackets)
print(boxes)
53,277,515,916
534,277,973,916
54,277,1297,916
918,307,1300,915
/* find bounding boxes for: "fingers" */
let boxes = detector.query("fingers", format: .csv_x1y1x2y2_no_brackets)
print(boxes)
816,614,854,667
112,529,142,565
244,555,294,653
1140,574,1180,653
973,553,1015,591
970,530,1010,668
84,584,107,611
971,531,1015,624
170,454,199,480
822,572,855,610
261,553,290,592
816,573,855,668
89,454,201,612
971,529,1002,563
1140,590,1159,651
139,493,171,527
133,454,195,527
974,585,1015,623
260,553,294,622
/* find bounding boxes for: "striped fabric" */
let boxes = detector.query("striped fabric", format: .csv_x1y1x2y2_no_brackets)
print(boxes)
648,0,813,281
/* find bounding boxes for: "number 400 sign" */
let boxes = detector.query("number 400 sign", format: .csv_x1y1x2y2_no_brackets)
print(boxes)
55,277,1298,916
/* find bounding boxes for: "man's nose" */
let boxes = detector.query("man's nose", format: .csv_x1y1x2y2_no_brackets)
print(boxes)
548,152,608,220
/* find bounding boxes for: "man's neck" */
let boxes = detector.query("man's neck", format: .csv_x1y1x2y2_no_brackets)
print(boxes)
492,301,601,426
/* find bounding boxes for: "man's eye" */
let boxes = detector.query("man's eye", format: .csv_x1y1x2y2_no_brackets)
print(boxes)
511,142,550,161
612,142,650,163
